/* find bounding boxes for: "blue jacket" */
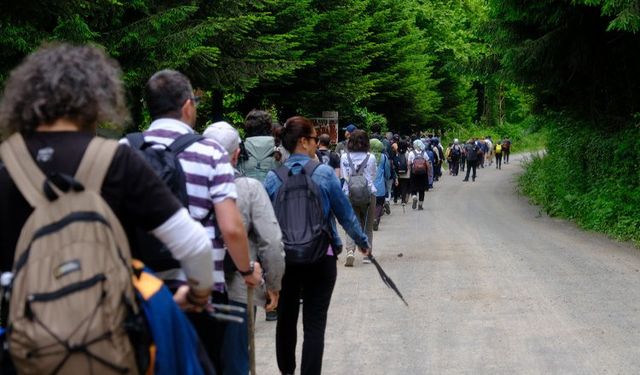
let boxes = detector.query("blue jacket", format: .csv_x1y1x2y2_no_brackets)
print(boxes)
374,154,391,198
132,263,210,375
264,153,369,250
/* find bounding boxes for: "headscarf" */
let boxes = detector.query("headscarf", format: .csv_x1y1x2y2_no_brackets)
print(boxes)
413,139,425,152
370,138,384,163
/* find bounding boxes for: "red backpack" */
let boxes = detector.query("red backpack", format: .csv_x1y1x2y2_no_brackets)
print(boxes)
411,151,428,175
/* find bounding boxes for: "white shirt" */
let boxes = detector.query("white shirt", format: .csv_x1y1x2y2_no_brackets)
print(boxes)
340,151,377,195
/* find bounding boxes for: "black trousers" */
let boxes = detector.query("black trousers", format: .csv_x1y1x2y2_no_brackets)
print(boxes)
276,256,337,375
503,149,510,163
495,153,502,169
187,291,228,374
450,159,460,175
464,160,477,180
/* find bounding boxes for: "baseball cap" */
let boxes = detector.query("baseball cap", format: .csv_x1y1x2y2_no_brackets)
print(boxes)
342,124,357,133
203,121,241,154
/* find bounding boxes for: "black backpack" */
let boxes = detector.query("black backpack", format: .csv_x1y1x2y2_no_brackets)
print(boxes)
395,152,408,174
451,145,461,160
274,161,331,265
126,132,204,271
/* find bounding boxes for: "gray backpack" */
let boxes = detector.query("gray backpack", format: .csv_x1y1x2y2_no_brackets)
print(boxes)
346,152,372,207
240,136,278,182
274,161,330,265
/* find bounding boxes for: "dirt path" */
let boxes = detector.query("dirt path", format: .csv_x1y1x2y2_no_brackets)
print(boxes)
253,154,640,374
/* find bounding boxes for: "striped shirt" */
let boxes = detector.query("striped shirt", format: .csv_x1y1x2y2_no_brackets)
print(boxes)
126,118,237,292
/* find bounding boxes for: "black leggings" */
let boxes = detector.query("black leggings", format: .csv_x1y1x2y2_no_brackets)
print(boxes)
276,256,337,375
397,178,411,203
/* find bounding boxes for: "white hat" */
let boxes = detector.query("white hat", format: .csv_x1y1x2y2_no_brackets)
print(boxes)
203,121,241,154
454,138,459,144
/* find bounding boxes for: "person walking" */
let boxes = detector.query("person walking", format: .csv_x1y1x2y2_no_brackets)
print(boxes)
340,130,377,266
203,121,285,375
502,137,512,164
449,139,463,176
239,109,279,182
494,141,503,170
263,116,370,375
463,139,479,182
408,140,430,210
394,140,411,207
133,69,261,373
0,43,216,374
370,138,391,231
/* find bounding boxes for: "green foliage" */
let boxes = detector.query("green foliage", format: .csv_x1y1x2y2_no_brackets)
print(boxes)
519,116,640,245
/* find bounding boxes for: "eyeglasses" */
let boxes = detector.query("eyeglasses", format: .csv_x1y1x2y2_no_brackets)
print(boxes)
304,136,319,143
190,95,201,107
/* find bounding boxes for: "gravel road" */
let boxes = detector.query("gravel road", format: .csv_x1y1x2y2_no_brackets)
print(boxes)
253,153,640,374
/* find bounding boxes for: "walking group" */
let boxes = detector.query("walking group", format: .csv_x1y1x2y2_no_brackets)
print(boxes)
0,43,513,375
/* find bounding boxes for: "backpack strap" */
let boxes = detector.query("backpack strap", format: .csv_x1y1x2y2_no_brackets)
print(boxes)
355,154,370,175
0,133,51,207
303,160,321,177
274,165,291,183
125,132,146,150
170,133,204,154
75,137,119,191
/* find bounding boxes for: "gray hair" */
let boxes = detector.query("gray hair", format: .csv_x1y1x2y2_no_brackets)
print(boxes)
0,43,128,138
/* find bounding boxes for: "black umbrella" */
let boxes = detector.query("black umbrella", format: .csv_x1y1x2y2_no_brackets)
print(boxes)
368,255,409,306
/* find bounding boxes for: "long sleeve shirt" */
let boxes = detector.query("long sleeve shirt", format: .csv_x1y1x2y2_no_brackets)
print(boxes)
340,151,377,196
226,173,285,305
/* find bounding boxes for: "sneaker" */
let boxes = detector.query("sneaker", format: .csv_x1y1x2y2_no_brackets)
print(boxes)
345,251,355,267
418,205,424,210
362,257,372,264
412,195,418,210
383,202,391,215
265,310,278,322
373,219,379,231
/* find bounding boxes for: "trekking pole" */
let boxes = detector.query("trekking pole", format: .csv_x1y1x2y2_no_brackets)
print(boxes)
247,287,256,375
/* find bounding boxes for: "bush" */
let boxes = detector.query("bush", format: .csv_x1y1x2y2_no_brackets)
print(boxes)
519,115,640,246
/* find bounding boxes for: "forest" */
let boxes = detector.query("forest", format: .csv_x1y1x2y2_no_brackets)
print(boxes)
1,1,639,243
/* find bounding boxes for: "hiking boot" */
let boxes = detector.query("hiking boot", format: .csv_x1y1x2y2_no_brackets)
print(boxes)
384,202,391,215
418,203,424,210
345,251,355,267
266,310,278,322
462,178,468,182
412,195,418,210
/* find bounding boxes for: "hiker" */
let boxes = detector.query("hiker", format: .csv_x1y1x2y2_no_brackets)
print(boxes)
449,139,462,176
424,139,436,189
463,139,479,182
334,124,356,156
203,121,285,375
408,139,430,210
494,141,503,169
239,109,279,181
394,140,411,206
430,137,444,181
485,136,494,166
136,70,261,373
502,137,511,164
316,133,341,178
263,116,370,375
370,138,391,231
0,43,215,374
340,129,377,266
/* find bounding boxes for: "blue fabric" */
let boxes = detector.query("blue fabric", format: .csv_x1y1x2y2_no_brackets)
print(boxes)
139,271,206,375
374,154,390,198
264,153,369,250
